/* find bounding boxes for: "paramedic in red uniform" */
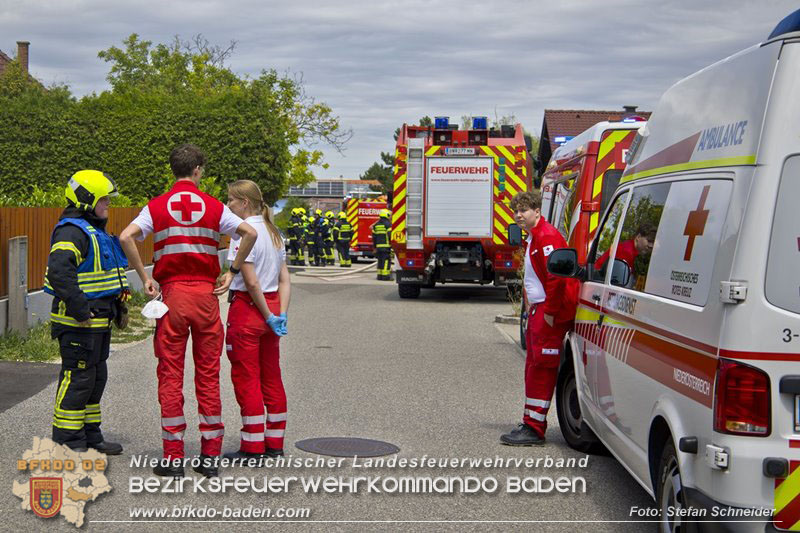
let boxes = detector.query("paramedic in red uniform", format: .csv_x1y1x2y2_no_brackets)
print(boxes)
219,180,291,460
594,223,656,272
120,144,257,477
501,190,579,446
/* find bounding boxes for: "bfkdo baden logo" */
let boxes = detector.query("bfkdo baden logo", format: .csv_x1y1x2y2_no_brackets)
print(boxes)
13,437,112,528
30,477,63,518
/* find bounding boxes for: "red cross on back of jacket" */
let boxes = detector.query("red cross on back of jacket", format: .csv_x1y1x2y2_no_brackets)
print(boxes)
149,181,224,285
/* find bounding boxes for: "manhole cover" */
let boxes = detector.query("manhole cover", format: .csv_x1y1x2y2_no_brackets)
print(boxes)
295,437,399,457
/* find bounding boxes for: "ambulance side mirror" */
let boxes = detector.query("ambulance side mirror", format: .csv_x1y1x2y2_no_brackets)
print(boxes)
610,259,632,287
508,224,522,246
547,249,585,280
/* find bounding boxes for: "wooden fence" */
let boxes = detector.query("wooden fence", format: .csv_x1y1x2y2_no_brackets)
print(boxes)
0,207,227,298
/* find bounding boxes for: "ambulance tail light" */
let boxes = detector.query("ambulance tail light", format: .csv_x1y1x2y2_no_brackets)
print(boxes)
713,359,770,437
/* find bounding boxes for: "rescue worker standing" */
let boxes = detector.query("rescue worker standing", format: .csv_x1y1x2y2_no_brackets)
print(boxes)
287,208,302,265
335,212,352,267
372,209,392,280
120,144,257,477
324,211,336,265
45,170,128,454
501,191,579,446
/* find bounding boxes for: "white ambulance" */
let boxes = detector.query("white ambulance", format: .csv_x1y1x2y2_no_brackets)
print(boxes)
547,9,800,532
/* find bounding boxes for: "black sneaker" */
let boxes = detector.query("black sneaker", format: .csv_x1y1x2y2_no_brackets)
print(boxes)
89,441,123,455
500,424,545,446
263,448,284,458
153,463,185,477
193,454,220,477
223,450,262,460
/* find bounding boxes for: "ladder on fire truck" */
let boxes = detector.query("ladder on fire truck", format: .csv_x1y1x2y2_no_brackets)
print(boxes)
405,137,424,249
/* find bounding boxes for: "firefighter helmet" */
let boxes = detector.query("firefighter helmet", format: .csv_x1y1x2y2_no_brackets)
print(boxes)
315,209,323,216
325,210,334,219
65,170,118,211
380,209,391,218
299,207,306,215
338,211,346,219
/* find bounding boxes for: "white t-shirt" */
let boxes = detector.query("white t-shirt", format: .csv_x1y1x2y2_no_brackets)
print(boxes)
524,234,545,305
227,215,286,292
131,205,244,241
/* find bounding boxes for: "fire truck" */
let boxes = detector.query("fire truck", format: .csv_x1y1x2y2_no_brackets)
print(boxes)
390,116,534,299
342,194,388,260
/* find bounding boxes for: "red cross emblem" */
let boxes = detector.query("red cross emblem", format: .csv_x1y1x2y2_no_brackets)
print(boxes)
683,185,711,261
168,192,205,225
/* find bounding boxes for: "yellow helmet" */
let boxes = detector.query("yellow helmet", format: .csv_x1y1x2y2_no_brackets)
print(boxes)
301,215,307,222
298,207,306,215
315,208,323,216
325,210,334,219
380,209,391,218
292,207,301,216
338,211,346,219
65,170,118,211
308,216,315,223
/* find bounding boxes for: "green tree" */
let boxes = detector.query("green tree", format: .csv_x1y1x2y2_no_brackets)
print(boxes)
273,197,311,231
359,162,392,194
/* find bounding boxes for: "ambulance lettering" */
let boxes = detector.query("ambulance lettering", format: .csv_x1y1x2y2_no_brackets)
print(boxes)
696,120,747,151
673,368,711,396
607,292,637,316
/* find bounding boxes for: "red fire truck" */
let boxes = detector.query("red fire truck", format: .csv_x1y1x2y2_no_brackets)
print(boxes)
343,195,388,260
390,116,533,298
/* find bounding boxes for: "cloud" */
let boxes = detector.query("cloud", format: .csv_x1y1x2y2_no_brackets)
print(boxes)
2,0,797,179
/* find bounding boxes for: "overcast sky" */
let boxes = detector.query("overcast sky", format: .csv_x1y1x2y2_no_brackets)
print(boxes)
2,0,798,181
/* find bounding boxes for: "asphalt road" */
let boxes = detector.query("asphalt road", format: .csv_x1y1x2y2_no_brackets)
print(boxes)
1,268,653,531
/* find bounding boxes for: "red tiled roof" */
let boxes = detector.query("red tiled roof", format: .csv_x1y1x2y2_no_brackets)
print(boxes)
542,109,652,153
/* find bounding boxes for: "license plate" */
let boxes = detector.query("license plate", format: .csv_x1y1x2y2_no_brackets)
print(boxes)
795,395,800,432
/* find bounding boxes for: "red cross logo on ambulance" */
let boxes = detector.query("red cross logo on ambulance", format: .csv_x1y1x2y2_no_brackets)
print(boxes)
168,192,206,225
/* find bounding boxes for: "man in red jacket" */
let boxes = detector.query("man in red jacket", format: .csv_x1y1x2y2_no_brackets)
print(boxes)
120,144,257,477
501,190,579,446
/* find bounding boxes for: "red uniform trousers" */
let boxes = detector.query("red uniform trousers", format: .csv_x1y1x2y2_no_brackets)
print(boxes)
154,281,224,459
523,305,571,438
225,291,287,454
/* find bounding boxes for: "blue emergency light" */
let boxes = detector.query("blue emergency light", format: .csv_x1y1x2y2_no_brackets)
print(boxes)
435,116,450,129
472,116,488,129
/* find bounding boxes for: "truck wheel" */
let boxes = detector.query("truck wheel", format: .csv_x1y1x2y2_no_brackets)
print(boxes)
655,440,685,533
398,283,421,299
556,362,605,454
519,309,528,350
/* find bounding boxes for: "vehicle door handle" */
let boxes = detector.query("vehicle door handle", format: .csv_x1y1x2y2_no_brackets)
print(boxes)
592,293,601,303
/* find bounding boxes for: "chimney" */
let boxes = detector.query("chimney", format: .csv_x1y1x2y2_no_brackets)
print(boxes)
16,41,29,75
622,105,638,116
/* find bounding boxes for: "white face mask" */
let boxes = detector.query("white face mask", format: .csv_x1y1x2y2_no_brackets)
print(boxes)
141,294,169,319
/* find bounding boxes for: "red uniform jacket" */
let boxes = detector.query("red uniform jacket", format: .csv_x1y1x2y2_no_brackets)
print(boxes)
529,216,580,323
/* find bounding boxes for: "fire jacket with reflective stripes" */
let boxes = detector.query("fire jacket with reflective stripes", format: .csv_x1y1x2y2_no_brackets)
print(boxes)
372,217,390,248
149,181,224,285
335,220,352,242
45,216,129,329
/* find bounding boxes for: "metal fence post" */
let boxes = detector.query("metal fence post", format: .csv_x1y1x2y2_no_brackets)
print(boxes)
8,236,28,334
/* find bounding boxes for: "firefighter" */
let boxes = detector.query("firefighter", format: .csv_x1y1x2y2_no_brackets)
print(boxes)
306,216,317,266
324,211,336,265
372,209,392,280
120,144,257,477
501,190,579,446
223,180,290,459
45,170,128,454
312,210,327,267
300,213,309,265
335,212,352,267
287,208,302,265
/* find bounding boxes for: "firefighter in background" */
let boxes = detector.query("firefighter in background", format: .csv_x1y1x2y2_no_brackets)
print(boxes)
44,170,128,454
372,209,392,280
324,211,336,265
287,208,302,265
335,212,353,267
120,144,257,477
300,213,309,265
306,215,317,266
501,190,579,446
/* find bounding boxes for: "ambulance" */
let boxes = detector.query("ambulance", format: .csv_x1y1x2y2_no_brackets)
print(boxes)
545,9,800,531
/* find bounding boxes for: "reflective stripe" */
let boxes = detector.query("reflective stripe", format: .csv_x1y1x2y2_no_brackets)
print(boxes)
241,431,264,442
154,226,220,243
154,243,218,260
54,408,84,420
53,418,84,430
201,429,224,439
541,348,559,355
50,312,110,329
50,242,82,263
266,412,287,422
265,429,285,438
525,398,551,408
84,414,101,423
161,416,186,427
162,430,184,440
199,414,222,425
55,371,72,412
243,415,266,425
526,410,547,421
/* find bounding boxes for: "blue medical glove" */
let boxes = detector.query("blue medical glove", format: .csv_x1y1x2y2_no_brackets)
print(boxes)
279,312,288,335
266,314,287,337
